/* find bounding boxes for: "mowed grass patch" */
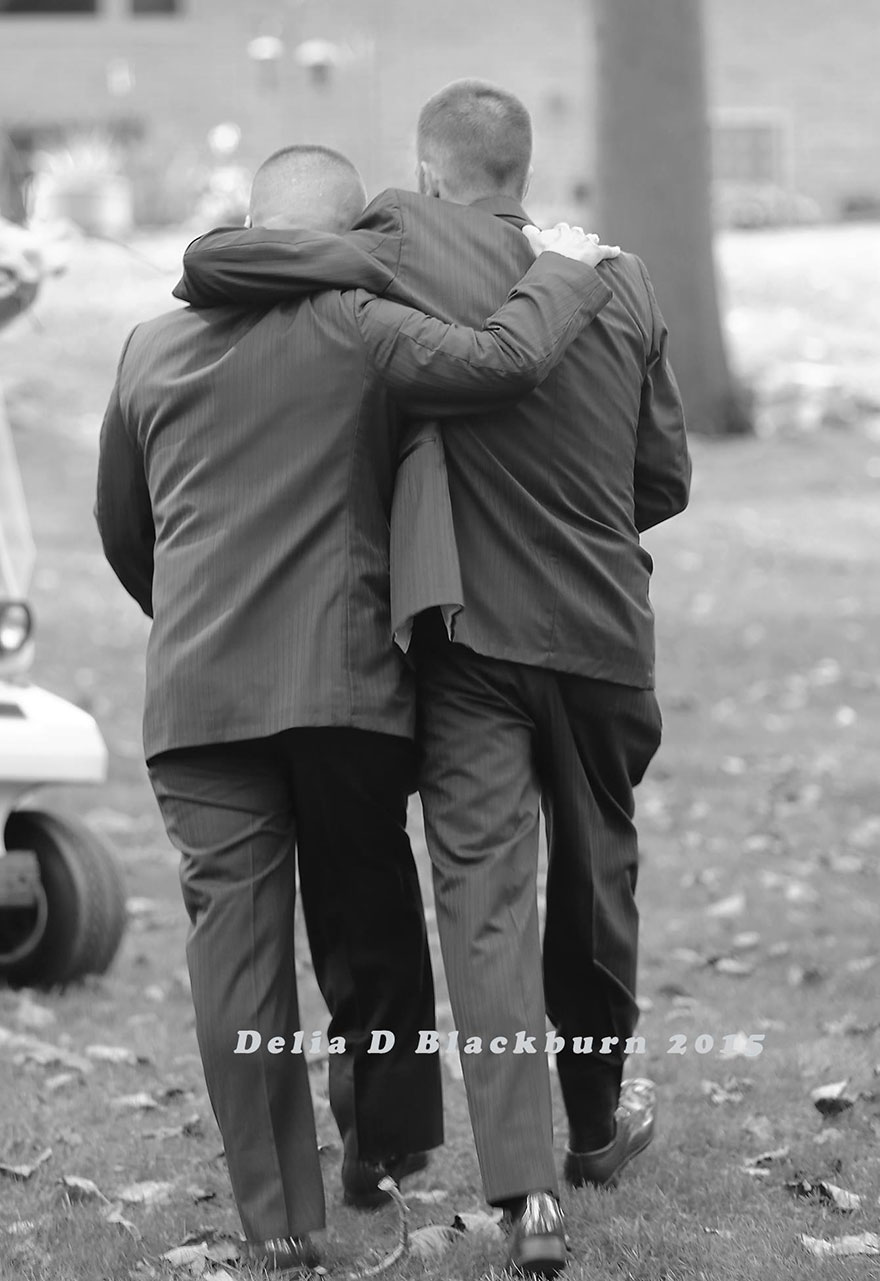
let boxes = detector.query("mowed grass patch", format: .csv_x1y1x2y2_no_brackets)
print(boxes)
1,225,879,1279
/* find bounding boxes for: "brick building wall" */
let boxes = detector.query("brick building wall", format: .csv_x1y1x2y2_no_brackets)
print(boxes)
0,0,877,221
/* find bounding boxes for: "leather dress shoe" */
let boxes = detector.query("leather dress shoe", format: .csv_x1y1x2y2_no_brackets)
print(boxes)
503,1191,568,1278
564,1077,656,1189
243,1234,320,1274
341,1148,429,1209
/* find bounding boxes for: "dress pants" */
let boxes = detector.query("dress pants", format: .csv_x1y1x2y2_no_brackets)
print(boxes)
148,727,443,1241
413,611,661,1203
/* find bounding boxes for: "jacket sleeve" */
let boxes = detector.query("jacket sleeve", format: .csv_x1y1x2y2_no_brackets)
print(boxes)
173,226,396,307
633,260,692,532
94,332,155,617
353,252,613,416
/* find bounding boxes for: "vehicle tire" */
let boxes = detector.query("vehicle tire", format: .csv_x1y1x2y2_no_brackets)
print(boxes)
1,809,127,988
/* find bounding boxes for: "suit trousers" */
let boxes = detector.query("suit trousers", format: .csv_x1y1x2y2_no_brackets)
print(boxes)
148,727,443,1241
413,611,661,1203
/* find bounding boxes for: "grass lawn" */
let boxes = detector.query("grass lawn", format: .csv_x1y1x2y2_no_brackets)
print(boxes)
1,222,879,1281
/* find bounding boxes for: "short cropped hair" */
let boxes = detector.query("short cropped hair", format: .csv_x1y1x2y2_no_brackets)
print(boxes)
249,144,366,232
417,79,532,201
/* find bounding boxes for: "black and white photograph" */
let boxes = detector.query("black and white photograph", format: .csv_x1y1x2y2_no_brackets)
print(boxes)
0,1,878,1278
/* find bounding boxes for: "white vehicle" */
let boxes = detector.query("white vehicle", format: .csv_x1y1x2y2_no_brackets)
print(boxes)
0,252,126,987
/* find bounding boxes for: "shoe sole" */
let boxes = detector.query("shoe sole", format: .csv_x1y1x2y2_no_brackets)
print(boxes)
509,1233,568,1278
564,1124,654,1190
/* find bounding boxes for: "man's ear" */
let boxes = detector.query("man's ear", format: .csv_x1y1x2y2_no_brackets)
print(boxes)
522,166,534,201
417,161,441,198
244,213,252,228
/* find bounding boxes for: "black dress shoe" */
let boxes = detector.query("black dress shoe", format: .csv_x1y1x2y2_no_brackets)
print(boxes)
341,1148,429,1209
564,1077,656,1189
243,1234,320,1274
503,1192,567,1278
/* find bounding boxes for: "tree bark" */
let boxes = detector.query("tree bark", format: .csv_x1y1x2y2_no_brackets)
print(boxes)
594,0,751,435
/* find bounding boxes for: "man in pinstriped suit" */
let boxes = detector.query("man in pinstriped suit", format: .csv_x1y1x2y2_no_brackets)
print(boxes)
175,80,690,1278
96,143,620,1272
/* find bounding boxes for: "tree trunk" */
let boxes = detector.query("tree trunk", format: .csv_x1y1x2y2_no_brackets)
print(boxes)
594,0,751,435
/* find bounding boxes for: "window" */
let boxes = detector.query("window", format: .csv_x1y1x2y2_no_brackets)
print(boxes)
131,0,180,13
0,1,96,12
712,115,787,185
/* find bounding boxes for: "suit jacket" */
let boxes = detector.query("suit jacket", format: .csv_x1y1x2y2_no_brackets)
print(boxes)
97,246,611,759
176,190,691,689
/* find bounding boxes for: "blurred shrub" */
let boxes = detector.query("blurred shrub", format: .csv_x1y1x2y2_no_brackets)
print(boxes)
31,131,133,236
713,182,821,230
839,192,880,222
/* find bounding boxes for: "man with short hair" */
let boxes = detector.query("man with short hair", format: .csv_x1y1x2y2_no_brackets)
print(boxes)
97,142,619,1272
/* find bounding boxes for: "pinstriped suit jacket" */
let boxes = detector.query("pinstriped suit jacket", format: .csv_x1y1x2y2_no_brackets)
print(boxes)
96,247,611,759
177,190,691,689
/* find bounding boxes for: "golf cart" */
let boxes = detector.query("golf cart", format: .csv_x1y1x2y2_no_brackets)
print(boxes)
0,231,127,989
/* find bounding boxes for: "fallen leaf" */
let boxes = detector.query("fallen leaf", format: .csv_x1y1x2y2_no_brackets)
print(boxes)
811,1081,856,1116
112,1093,160,1112
86,1045,138,1066
744,1147,790,1168
786,1178,861,1212
0,1148,52,1181
44,1073,78,1093
800,1233,880,1258
702,1078,752,1106
104,1204,142,1239
732,932,761,951
0,1027,91,1074
452,1209,504,1241
407,1189,448,1205
115,1179,175,1206
5,1220,37,1236
707,892,746,919
188,1186,216,1203
408,1224,457,1260
60,1174,111,1204
711,957,756,977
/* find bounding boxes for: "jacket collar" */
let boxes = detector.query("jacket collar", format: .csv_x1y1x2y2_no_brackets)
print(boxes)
467,195,531,227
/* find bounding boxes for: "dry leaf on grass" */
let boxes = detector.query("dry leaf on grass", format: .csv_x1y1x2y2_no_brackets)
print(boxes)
0,1147,51,1181
702,1078,752,1105
85,1044,139,1066
452,1210,505,1242
800,1233,880,1258
60,1174,111,1204
0,1027,91,1074
115,1179,175,1206
706,891,746,919
710,957,756,977
44,1072,78,1093
407,1189,448,1204
786,1178,861,1212
104,1205,141,1239
743,1147,790,1169
112,1092,160,1112
811,1080,856,1115
408,1224,458,1260
5,1220,37,1236
187,1185,216,1203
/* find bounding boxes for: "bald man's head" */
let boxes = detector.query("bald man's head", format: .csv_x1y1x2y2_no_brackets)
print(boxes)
248,145,367,232
417,80,532,205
